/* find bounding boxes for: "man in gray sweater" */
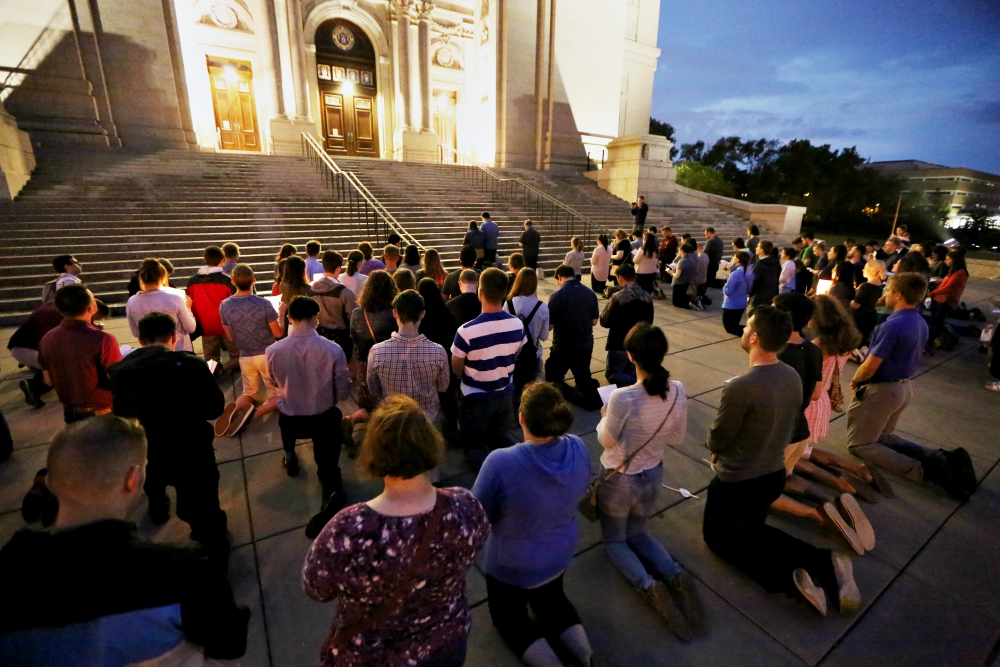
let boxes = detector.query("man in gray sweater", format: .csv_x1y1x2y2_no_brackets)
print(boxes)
702,306,861,617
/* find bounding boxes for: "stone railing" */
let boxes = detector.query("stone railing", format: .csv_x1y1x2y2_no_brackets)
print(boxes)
667,183,807,237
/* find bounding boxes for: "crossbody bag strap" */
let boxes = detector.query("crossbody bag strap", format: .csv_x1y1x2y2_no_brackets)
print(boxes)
610,385,678,477
363,309,376,340
333,492,446,644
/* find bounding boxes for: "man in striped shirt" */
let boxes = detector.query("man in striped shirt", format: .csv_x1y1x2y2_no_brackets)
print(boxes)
451,268,526,468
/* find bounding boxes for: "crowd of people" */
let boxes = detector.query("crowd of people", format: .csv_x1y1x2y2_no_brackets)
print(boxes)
0,208,995,666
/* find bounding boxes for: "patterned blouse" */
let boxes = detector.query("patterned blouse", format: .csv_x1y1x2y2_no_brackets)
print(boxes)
803,352,848,444
302,487,489,667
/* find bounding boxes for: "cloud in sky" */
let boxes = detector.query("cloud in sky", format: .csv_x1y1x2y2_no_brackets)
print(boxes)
652,0,1000,173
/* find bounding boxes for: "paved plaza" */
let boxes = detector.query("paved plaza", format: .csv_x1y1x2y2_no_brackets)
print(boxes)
1,277,999,667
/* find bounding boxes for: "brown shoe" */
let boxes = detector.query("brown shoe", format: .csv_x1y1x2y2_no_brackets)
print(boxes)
822,502,865,555
214,402,238,437
837,493,875,552
832,551,861,615
226,404,255,437
642,581,693,641
793,569,827,616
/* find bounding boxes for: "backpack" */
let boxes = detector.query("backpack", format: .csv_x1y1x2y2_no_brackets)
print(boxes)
507,299,542,386
41,279,58,304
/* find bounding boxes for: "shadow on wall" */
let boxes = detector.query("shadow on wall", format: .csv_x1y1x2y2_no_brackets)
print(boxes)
507,61,588,172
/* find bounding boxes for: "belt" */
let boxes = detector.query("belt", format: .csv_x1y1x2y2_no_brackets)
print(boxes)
870,377,910,385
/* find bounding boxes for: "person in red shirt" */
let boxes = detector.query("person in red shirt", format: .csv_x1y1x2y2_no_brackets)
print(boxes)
927,249,969,347
8,301,63,407
38,285,122,423
187,246,238,369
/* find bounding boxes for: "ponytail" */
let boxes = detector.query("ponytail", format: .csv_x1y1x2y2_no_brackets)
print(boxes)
346,250,364,277
642,366,671,400
623,322,671,399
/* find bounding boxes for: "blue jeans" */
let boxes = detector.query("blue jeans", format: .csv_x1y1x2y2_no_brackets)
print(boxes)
597,463,682,590
605,350,636,387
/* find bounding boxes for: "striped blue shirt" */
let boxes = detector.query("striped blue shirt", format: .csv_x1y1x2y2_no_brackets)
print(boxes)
451,310,526,399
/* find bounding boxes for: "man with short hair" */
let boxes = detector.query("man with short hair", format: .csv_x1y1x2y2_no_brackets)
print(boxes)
519,219,541,270
878,237,904,273
451,268,526,467
599,264,653,386
109,313,229,551
221,243,241,274
187,246,238,366
749,240,781,309
704,306,860,617
368,290,451,421
800,233,818,267
693,241,711,306
659,227,678,283
52,255,83,291
0,415,250,663
630,196,648,235
304,240,324,279
8,300,62,408
265,296,352,538
382,244,401,273
481,211,500,268
308,250,357,358
447,268,482,326
546,265,601,408
217,264,283,437
443,245,479,300
507,252,525,292
704,227,724,288
847,274,976,500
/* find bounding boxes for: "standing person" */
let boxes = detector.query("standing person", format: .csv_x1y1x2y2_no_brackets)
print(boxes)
599,265,654,386
631,233,659,294
749,240,781,309
217,264,283,437
187,246,238,368
667,243,697,310
704,227,725,288
304,240,324,280
451,268,526,467
8,300,62,408
368,290,451,423
418,278,461,445
278,255,311,332
400,244,423,275
847,274,976,500
126,259,196,353
359,242,386,274
464,220,487,269
590,233,612,295
303,396,489,667
519,219,541,270
506,269,550,391
221,242,241,274
309,250,358,359
721,251,754,336
596,324,703,639
703,306,861,617
416,248,448,288
506,253,526,292
110,313,229,553
745,224,761,261
564,237,585,281
443,245,477,300
446,269,483,326
481,212,500,268
266,297,353,538
473,383,594,667
779,248,798,294
0,415,249,665
545,265,601,409
630,196,648,235
340,250,369,297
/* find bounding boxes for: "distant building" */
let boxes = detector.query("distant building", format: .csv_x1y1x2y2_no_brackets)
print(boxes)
868,161,1000,223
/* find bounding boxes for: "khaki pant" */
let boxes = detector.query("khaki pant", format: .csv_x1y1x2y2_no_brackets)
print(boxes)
846,381,935,482
201,335,239,363
238,354,275,398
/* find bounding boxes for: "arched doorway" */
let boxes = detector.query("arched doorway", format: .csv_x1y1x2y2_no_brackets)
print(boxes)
314,19,379,158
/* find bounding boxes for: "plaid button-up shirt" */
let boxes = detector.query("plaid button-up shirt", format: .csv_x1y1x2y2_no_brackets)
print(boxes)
367,332,451,420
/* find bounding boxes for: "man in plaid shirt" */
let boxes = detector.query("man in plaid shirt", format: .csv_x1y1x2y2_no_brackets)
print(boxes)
367,290,451,421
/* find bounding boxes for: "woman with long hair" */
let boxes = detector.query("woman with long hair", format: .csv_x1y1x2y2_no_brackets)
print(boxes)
400,244,422,274
340,250,368,297
928,249,969,345
929,245,949,279
591,233,612,295
505,268,549,391
417,248,448,288
632,232,659,294
828,261,857,307
596,323,702,640
126,258,196,352
304,396,489,667
278,255,310,331
721,250,753,335
472,383,594,667
417,277,459,354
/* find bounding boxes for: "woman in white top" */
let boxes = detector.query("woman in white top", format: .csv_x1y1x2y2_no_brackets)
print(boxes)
564,236,585,280
779,247,798,294
340,250,369,297
506,268,549,386
631,232,660,294
590,233,612,295
126,259,196,352
595,323,702,640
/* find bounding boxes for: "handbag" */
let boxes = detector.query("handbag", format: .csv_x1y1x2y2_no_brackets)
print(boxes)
829,356,844,413
578,386,679,522
327,492,445,651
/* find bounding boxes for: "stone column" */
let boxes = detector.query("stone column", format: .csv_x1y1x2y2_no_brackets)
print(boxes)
285,0,311,120
255,0,286,119
396,0,414,129
417,1,435,132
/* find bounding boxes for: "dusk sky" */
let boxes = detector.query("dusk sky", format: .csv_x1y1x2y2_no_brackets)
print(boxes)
652,0,1000,174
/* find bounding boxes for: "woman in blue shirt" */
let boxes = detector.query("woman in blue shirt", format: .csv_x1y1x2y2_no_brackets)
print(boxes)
471,382,594,667
722,250,754,335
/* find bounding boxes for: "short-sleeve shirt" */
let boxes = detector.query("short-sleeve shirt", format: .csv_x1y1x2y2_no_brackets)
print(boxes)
38,320,122,410
547,279,599,353
868,307,928,382
854,282,882,311
778,341,824,443
451,311,526,398
219,295,278,356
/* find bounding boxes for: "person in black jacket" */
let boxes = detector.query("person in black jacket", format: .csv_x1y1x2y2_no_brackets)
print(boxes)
0,415,249,664
599,265,654,386
630,196,649,235
109,313,228,555
749,240,782,309
703,228,725,288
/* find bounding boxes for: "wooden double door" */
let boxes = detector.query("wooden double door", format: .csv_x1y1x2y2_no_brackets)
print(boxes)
207,57,260,151
320,84,379,158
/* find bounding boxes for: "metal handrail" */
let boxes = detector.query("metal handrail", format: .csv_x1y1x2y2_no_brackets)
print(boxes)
439,143,596,246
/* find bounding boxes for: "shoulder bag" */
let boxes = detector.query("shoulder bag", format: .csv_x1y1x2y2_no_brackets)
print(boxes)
328,491,446,651
578,386,679,522
507,299,543,386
